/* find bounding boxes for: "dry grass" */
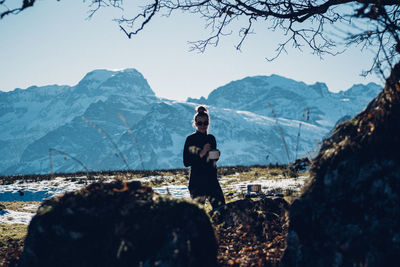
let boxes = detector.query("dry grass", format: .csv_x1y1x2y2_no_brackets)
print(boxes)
0,201,41,266
0,223,28,242
0,165,309,266
220,166,288,181
0,223,27,266
1,201,40,213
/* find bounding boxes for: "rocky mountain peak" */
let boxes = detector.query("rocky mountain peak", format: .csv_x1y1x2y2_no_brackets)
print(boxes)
308,82,330,98
100,68,155,96
75,68,155,96
342,82,382,98
78,69,116,87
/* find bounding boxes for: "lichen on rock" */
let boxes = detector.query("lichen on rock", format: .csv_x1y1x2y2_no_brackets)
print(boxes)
18,181,218,267
281,63,400,266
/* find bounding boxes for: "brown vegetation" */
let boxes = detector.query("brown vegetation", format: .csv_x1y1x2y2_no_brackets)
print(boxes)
0,165,303,266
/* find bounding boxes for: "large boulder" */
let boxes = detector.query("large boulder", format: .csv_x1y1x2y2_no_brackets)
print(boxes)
281,64,400,266
18,181,218,267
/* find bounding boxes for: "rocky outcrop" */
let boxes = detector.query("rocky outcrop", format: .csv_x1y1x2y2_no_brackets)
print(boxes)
281,63,400,266
18,181,218,267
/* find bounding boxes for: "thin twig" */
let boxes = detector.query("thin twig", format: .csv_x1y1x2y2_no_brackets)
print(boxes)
49,148,90,176
82,116,130,170
268,103,291,164
118,113,145,170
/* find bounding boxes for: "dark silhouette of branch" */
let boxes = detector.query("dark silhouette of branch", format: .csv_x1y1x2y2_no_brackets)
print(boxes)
115,0,159,39
1,0,36,19
2,0,399,77
86,0,399,74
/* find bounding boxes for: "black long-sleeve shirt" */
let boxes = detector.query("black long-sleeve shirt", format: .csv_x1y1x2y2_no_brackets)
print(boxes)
183,131,218,193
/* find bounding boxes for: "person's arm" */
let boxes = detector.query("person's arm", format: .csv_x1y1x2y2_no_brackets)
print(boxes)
209,135,217,150
183,137,205,167
199,143,211,158
183,137,193,167
183,138,211,167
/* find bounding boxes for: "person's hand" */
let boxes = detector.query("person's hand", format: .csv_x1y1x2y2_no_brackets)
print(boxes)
200,143,211,158
215,149,221,161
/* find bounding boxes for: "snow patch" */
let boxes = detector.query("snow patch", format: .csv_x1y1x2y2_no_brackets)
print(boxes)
0,209,34,225
153,185,191,199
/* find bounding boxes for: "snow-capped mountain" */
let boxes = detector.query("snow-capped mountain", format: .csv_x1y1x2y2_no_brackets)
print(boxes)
188,75,382,128
0,70,381,175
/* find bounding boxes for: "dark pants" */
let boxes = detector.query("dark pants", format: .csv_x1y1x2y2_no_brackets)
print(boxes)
190,182,225,210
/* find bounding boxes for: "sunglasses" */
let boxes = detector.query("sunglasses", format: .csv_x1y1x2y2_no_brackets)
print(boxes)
196,120,209,126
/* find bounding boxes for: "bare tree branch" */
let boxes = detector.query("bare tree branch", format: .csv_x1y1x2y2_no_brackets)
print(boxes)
1,0,36,19
2,0,399,78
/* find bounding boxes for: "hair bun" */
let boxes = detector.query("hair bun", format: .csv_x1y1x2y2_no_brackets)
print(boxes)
196,105,208,114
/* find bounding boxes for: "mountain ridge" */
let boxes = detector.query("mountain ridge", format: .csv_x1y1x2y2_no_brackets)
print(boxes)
187,75,381,128
0,69,382,175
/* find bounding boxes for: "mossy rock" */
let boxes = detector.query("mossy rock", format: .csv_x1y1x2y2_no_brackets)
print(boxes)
18,181,218,267
281,63,400,266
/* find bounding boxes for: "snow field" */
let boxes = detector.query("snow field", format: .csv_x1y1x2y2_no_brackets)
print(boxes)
0,173,309,224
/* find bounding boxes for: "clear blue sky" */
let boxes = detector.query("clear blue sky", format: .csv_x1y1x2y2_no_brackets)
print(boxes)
0,1,383,101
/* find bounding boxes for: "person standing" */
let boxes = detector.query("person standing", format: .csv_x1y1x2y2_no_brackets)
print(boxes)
183,106,225,210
